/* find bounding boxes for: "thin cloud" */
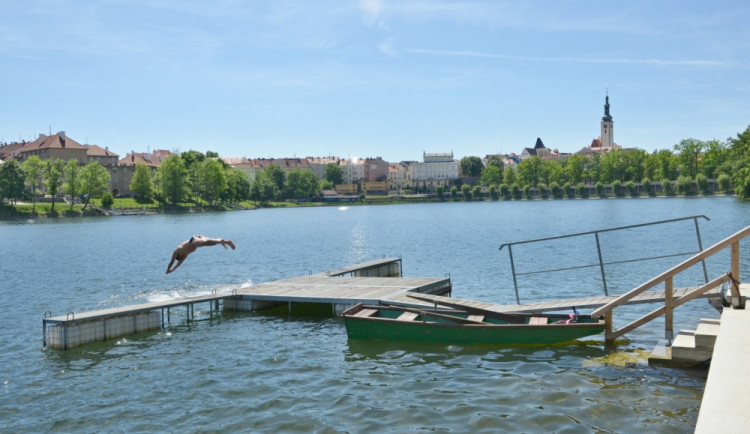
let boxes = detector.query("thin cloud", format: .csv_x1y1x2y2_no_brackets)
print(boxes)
407,48,726,67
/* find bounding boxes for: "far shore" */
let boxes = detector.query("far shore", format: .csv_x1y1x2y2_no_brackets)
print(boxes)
0,191,735,221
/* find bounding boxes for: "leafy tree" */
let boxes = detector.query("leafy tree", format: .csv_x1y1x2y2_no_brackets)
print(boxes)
459,156,483,178
550,182,561,198
319,179,334,190
130,162,153,199
461,183,471,200
651,150,679,181
21,156,44,212
499,183,510,199
524,184,533,199
80,161,111,209
205,150,219,158
626,181,638,196
718,173,732,193
600,150,628,183
695,174,709,194
729,126,750,199
675,175,693,195
576,182,587,198
674,138,704,178
250,172,278,206
285,169,319,199
194,159,227,205
642,178,653,196
101,192,114,207
485,155,504,170
595,182,605,197
503,166,517,186
563,182,572,198
565,154,586,184
701,140,730,179
511,184,521,199
517,157,543,187
44,159,65,212
450,186,458,199
180,150,206,169
611,180,622,196
265,164,285,196
436,185,444,201
622,149,647,182
224,169,251,204
157,155,188,206
324,163,344,185
471,185,482,200
0,158,26,204
480,165,502,186
63,159,81,211
489,185,498,200
661,178,674,195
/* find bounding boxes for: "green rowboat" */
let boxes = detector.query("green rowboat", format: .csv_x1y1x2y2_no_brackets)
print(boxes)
341,303,605,345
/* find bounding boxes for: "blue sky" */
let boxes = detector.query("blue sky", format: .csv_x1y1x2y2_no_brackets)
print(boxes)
2,0,749,162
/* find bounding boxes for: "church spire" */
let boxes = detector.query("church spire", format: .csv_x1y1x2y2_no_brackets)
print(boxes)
600,92,614,149
602,93,612,122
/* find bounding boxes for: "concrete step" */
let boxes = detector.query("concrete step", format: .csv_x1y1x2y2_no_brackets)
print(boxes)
649,318,719,366
695,318,720,349
670,330,713,364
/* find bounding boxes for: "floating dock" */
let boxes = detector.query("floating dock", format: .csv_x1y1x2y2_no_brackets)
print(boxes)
43,258,452,350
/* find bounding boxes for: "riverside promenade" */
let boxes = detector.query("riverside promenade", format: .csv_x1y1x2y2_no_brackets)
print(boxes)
695,307,750,432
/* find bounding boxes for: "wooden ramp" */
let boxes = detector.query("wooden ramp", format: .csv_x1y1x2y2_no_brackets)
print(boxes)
235,275,451,305
407,286,715,315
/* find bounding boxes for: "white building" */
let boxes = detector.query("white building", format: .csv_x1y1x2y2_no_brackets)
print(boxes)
412,152,459,181
341,158,365,184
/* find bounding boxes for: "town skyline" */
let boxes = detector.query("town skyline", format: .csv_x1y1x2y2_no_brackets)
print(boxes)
3,2,749,162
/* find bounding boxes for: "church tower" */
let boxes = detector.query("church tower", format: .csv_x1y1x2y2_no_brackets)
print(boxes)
601,94,614,148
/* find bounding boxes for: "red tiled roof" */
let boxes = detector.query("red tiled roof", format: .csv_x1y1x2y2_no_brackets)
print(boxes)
20,133,86,153
85,144,119,157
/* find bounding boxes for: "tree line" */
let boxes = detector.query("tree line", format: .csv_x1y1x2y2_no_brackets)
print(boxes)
0,150,348,210
3,127,750,209
458,126,750,200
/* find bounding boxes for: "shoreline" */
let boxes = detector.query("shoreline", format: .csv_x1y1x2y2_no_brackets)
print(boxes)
0,192,736,221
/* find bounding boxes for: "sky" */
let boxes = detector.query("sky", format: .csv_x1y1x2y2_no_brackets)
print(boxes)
2,0,749,162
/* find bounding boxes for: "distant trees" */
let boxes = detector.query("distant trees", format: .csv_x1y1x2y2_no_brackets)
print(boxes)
468,128,748,200
79,162,111,209
0,159,25,204
156,155,188,206
324,163,344,185
44,159,65,212
460,156,483,178
130,163,153,199
22,156,44,212
64,160,81,210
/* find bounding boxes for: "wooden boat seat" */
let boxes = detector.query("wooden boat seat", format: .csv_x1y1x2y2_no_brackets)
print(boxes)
353,308,378,318
397,312,419,321
467,315,485,323
529,317,548,325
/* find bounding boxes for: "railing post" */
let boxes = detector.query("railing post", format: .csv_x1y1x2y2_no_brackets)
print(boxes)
604,311,614,344
595,232,608,296
730,240,743,308
508,245,520,304
665,276,674,341
694,217,709,283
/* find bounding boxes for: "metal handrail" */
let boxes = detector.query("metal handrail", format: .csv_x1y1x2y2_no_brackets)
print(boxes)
498,215,710,303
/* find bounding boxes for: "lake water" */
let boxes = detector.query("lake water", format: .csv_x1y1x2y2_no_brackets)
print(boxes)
2,197,750,432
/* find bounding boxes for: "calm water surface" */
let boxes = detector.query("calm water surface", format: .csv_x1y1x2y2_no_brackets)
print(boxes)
2,197,750,432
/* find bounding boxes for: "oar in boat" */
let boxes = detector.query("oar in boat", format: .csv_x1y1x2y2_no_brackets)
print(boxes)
384,305,486,325
406,293,527,324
